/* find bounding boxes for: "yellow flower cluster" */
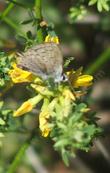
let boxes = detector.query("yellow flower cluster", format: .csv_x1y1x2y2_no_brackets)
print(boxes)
8,35,93,137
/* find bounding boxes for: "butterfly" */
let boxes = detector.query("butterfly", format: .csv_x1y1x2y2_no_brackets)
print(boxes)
17,42,63,82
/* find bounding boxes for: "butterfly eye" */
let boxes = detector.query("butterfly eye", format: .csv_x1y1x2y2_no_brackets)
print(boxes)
62,74,68,82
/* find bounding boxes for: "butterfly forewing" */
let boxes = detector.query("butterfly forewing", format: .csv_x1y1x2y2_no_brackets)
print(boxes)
17,43,63,81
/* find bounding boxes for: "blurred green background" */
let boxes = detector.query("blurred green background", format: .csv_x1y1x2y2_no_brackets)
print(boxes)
0,0,110,173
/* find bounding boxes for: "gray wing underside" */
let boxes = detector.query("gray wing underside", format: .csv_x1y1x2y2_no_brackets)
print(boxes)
17,43,63,79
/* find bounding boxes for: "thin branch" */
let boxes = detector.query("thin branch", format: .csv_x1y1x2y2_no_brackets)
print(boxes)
0,0,16,20
26,147,49,173
95,139,110,165
85,47,110,74
0,1,25,36
7,132,36,173
35,0,44,43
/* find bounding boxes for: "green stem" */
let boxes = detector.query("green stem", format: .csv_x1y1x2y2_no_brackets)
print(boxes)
0,0,16,19
7,135,34,173
35,0,42,19
85,47,110,75
35,0,44,43
0,1,25,36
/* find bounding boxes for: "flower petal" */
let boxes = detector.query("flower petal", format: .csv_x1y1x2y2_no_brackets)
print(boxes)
63,89,75,100
45,35,59,44
14,95,43,117
14,101,33,117
74,75,93,87
39,110,51,137
9,63,35,83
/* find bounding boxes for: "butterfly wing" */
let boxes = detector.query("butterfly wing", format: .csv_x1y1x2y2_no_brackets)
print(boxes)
17,43,63,81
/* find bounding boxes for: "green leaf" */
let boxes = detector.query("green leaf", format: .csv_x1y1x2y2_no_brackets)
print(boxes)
57,122,67,129
0,52,15,87
69,6,87,21
64,57,75,68
20,19,34,25
97,0,103,11
54,139,69,148
103,1,109,11
89,0,109,12
89,0,97,5
26,31,33,40
61,149,69,166
0,118,5,125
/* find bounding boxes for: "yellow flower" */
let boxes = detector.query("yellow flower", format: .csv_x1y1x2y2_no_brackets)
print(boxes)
9,63,35,83
74,75,93,87
57,88,75,118
31,84,54,97
39,110,51,137
14,101,33,117
67,69,93,88
63,88,75,101
45,35,59,44
14,95,43,117
39,98,58,137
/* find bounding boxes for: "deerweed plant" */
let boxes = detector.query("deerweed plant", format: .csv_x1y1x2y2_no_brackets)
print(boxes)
0,0,104,171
